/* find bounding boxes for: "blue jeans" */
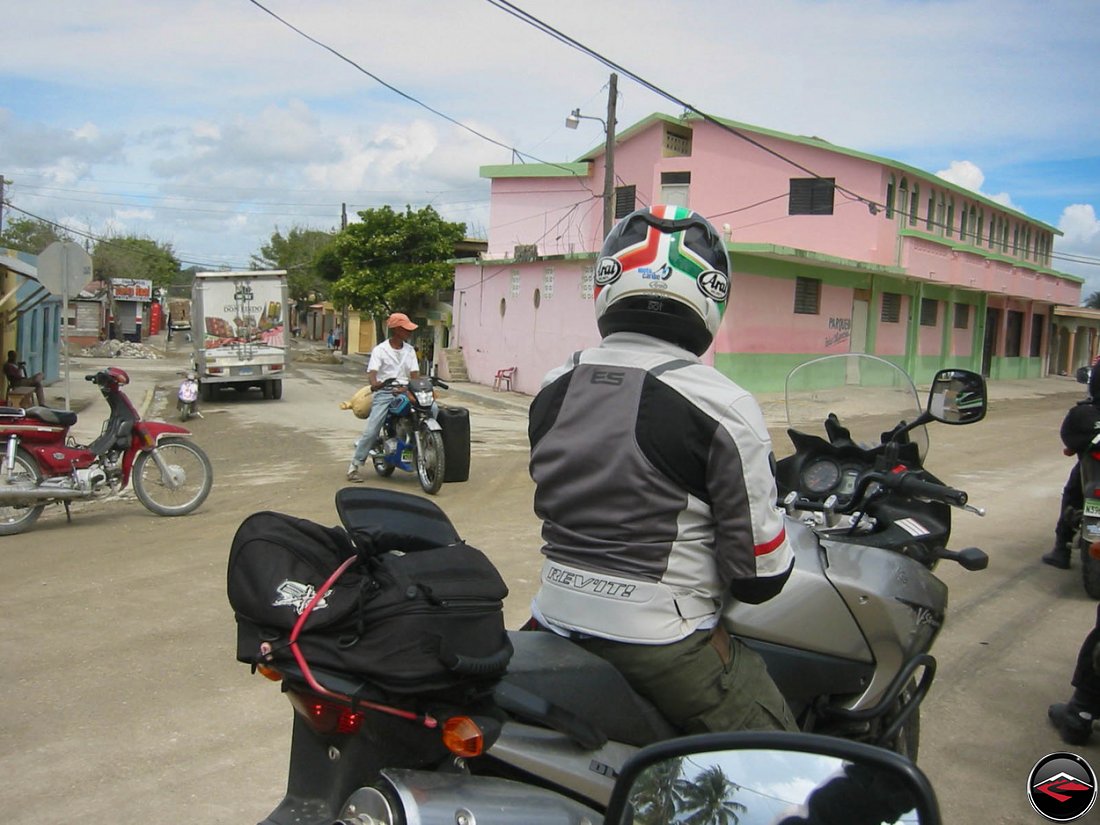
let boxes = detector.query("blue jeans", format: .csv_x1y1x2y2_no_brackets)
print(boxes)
352,391,395,465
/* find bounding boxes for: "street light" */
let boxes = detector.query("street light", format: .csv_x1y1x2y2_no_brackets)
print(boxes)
565,73,618,239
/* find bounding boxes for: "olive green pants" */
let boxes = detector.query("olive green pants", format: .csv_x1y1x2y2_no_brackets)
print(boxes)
576,625,797,734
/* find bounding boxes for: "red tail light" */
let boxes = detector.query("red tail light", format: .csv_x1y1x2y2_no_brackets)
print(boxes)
288,691,365,735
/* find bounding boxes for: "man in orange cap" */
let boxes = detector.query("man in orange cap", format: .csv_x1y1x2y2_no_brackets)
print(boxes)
346,312,422,481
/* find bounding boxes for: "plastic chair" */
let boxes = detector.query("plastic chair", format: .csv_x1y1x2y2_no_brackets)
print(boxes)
493,366,516,392
3,376,35,409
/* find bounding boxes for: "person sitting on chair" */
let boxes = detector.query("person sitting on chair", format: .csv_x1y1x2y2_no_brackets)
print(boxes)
3,350,45,406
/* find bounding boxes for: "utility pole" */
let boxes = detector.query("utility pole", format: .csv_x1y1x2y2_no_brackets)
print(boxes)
0,174,6,236
602,74,618,239
340,203,349,355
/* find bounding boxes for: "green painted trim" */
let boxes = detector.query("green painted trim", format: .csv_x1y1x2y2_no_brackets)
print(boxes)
898,228,1078,282
730,243,906,278
987,356,1044,380
480,162,591,179
713,352,911,394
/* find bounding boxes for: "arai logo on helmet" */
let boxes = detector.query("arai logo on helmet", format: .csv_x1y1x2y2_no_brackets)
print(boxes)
697,269,730,302
595,257,622,286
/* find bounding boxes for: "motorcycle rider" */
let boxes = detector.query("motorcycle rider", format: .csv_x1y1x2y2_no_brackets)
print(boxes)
346,312,422,483
1041,365,1100,569
527,205,796,734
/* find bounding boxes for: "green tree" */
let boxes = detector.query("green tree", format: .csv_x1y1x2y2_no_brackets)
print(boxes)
1085,291,1100,310
675,765,746,825
251,225,335,304
631,757,686,825
0,215,69,255
328,205,465,318
92,235,180,289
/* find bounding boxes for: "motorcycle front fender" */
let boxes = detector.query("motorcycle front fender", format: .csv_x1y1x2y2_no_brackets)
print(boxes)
422,418,442,432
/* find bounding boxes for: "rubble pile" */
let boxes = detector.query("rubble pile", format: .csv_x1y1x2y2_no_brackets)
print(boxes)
78,339,163,359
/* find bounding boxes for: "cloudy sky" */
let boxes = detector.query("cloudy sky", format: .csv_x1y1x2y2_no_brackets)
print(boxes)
2,0,1098,293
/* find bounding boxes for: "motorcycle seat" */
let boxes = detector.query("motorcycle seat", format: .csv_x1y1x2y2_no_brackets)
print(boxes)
498,630,678,747
25,407,78,427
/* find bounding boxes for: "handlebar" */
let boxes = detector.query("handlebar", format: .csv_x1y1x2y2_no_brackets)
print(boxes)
893,473,968,507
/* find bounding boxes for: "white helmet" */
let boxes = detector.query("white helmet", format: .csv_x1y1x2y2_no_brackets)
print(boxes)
594,204,730,355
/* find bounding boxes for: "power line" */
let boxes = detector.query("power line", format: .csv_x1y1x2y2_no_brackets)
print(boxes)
1,202,250,270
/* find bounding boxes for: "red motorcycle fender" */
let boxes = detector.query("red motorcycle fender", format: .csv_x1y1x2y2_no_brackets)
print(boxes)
122,422,194,481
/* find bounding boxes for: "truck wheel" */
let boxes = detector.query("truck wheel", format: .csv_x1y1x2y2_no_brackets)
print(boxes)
200,382,214,403
271,380,282,400
262,381,273,400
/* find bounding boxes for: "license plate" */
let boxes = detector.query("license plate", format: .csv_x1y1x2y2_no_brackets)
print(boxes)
401,450,413,463
238,367,253,376
1085,499,1100,518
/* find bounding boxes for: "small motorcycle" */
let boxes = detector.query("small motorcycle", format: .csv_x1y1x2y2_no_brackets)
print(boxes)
177,371,201,422
237,355,979,824
370,375,448,495
1067,369,1100,598
0,367,214,536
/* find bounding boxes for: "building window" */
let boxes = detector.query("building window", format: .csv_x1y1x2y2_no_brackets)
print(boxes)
510,270,521,297
960,208,968,240
543,267,555,298
886,175,896,219
794,277,821,314
1030,314,1044,357
881,292,902,323
919,298,938,327
946,198,955,238
789,178,835,215
954,303,970,329
663,127,692,156
909,185,920,227
614,185,636,218
660,171,691,208
898,178,909,223
1005,310,1024,357
926,192,935,231
581,266,595,300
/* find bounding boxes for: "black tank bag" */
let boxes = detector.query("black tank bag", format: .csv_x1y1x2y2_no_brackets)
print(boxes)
227,508,512,699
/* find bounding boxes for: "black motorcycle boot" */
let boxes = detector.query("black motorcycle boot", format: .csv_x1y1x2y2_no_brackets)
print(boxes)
1043,546,1072,569
1043,535,1073,569
1049,699,1096,745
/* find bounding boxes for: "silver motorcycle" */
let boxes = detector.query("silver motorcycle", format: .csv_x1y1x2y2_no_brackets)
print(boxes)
242,354,979,823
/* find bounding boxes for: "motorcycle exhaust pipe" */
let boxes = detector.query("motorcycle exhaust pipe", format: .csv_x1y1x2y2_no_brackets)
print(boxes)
0,486,91,504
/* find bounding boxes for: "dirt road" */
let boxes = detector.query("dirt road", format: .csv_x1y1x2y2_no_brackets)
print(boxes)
0,349,1092,823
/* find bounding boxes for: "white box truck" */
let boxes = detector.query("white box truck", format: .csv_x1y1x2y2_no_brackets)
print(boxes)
191,270,290,401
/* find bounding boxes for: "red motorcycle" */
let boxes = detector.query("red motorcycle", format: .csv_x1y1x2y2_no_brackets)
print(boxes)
0,367,213,536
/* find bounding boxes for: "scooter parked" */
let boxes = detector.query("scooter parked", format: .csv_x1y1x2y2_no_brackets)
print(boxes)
177,370,202,422
0,367,213,535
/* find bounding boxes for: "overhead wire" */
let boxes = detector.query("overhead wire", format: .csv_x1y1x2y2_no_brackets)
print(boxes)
484,0,1100,272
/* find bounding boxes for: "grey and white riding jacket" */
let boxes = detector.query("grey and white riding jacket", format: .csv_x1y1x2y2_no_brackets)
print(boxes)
529,332,794,644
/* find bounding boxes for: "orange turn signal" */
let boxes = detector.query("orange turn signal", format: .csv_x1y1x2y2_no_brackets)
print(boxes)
442,716,484,757
256,664,283,682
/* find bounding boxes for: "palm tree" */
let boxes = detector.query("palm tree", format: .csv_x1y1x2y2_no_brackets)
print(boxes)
675,764,747,825
630,757,686,824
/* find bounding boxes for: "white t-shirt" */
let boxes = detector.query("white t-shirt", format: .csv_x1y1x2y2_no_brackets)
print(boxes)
367,339,419,384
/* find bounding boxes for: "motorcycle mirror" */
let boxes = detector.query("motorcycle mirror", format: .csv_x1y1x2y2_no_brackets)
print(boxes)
926,369,986,425
603,731,941,825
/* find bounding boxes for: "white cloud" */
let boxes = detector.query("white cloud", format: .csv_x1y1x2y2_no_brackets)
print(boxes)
935,160,1017,210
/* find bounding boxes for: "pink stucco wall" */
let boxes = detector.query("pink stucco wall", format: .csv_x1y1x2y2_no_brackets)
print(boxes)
454,261,600,395
719,274,856,355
